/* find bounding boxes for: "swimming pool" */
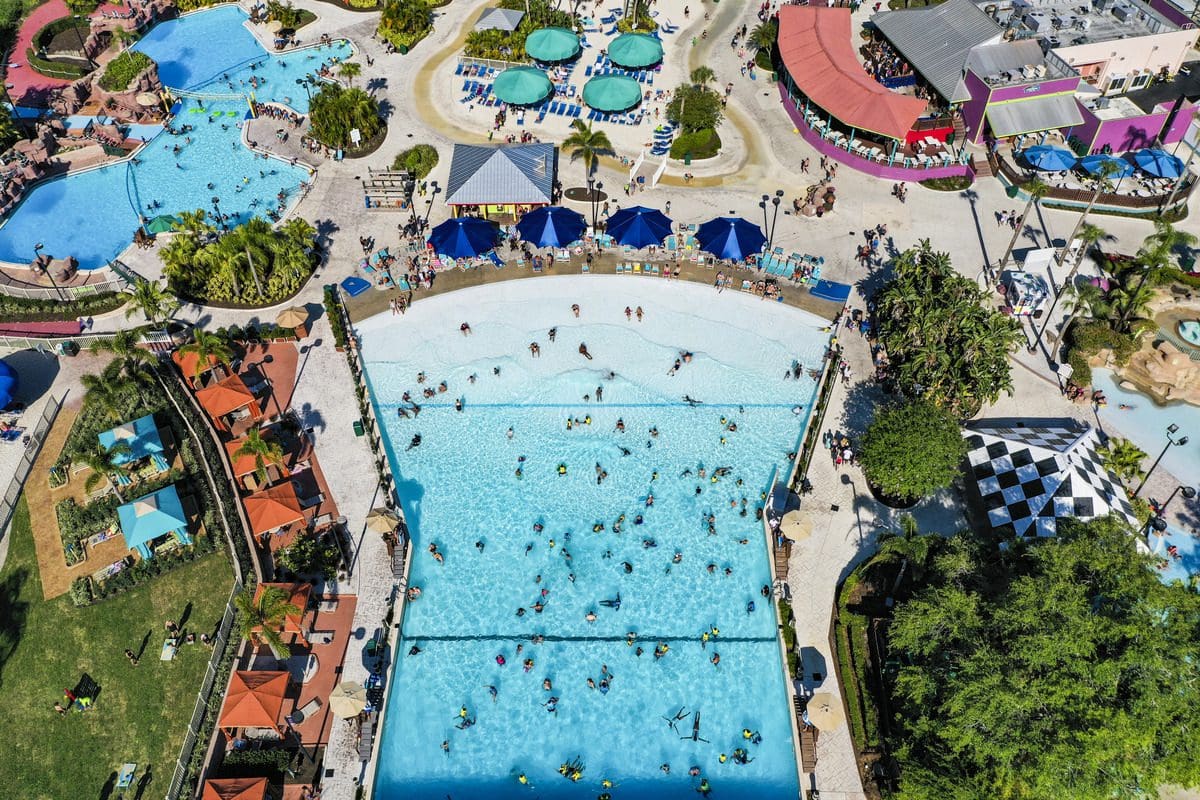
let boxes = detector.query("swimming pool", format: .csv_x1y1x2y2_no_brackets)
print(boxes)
0,6,350,269
1091,369,1200,485
363,278,828,800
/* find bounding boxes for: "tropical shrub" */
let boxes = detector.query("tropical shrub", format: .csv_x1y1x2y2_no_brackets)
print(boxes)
98,50,153,91
669,128,720,160
346,0,379,8
874,239,1021,418
392,144,439,178
378,0,433,50
160,215,318,306
859,399,967,502
265,0,315,28
325,285,348,348
666,84,724,133
462,0,576,59
0,292,126,322
276,530,342,576
307,83,383,149
174,0,225,10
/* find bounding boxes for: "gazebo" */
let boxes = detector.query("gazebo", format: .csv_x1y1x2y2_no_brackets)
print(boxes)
201,778,269,800
196,374,262,433
172,349,223,388
99,414,167,469
252,582,312,646
244,482,305,537
219,671,289,738
475,6,524,31
224,434,285,490
116,484,193,560
445,142,556,219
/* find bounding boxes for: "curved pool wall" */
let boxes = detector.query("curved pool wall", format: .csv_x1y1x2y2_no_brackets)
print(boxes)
361,277,829,800
1091,368,1200,483
0,6,351,270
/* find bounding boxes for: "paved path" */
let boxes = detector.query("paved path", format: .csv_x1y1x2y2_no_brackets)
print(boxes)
6,0,73,107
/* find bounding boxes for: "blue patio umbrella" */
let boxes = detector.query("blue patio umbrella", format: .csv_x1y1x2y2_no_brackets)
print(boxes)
1022,145,1077,172
1077,153,1134,179
428,216,500,259
0,359,17,411
696,216,767,261
516,206,587,248
605,205,673,249
1133,148,1185,179
117,484,192,560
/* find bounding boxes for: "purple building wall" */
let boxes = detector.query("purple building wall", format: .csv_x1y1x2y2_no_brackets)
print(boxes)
1070,101,1194,152
1163,100,1198,143
961,71,992,145
1146,0,1196,29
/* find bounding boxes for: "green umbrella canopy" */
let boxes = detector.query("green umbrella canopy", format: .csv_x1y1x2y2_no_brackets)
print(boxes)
525,27,580,62
145,214,180,234
492,66,554,106
607,32,663,68
582,75,643,112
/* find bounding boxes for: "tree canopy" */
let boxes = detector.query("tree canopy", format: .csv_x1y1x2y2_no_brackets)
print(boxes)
886,516,1200,799
307,83,383,150
666,83,724,133
875,240,1021,418
859,399,967,502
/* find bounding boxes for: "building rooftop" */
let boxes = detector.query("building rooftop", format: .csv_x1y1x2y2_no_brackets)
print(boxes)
1003,0,1179,48
1125,58,1200,112
966,39,1076,86
1079,92,1148,118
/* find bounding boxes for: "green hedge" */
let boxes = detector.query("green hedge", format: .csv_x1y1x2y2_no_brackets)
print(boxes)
669,128,721,160
25,46,90,79
56,468,186,557
920,175,973,191
98,50,153,91
325,285,348,348
392,144,438,179
72,534,220,606
0,291,126,322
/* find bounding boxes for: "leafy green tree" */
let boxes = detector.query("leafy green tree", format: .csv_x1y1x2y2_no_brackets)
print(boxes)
392,144,439,178
859,400,967,502
561,119,614,187
76,440,133,501
234,586,302,658
276,531,342,577
875,240,1022,417
0,104,20,151
307,83,383,150
1096,436,1146,485
377,0,433,49
666,83,723,133
887,516,1200,799
689,65,716,88
125,278,178,325
1049,279,1104,356
234,427,286,484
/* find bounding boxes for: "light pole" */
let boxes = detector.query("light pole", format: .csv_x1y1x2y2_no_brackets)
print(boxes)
759,194,769,247
295,77,312,103
1133,424,1190,497
1143,485,1195,542
769,189,783,251
211,196,227,232
35,243,65,301
73,16,97,70
422,180,440,229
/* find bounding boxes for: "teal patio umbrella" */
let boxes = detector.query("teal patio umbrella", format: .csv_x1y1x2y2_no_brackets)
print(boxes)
525,27,580,62
607,33,663,68
493,66,554,106
145,214,180,234
583,75,643,112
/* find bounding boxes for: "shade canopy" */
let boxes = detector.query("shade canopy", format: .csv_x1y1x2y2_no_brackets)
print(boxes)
516,205,587,248
1021,145,1076,172
275,306,308,328
476,6,524,31
524,27,580,62
1133,148,1185,179
582,75,643,111
607,32,664,68
0,359,18,410
99,414,164,465
695,216,766,261
605,205,673,248
779,509,813,541
1078,153,1134,179
428,216,500,259
265,19,283,33
245,482,305,535
196,374,256,418
329,681,368,719
493,66,554,106
219,671,288,732
145,214,179,234
777,6,927,141
117,484,188,551
201,778,269,800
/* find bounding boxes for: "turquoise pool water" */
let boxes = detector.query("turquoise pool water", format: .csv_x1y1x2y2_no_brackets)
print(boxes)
0,6,350,269
364,278,827,800
1091,369,1200,485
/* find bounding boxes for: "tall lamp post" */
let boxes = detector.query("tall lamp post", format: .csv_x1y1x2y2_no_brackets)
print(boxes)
295,77,312,104
1143,484,1196,541
422,180,441,230
586,177,604,230
1133,424,1190,497
73,16,97,71
759,194,769,247
768,189,783,251
211,196,227,232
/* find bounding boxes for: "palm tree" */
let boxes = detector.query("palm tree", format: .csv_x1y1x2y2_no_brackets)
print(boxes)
1038,223,1106,349
76,440,134,500
562,119,614,188
1061,161,1120,275
877,514,934,589
1097,437,1147,486
173,209,213,236
125,279,178,326
234,586,302,659
234,427,286,484
90,329,155,385
80,361,130,422
178,328,234,381
338,61,362,87
748,20,777,55
999,178,1049,267
1048,280,1104,356
111,27,138,51
1109,280,1157,332
690,66,716,90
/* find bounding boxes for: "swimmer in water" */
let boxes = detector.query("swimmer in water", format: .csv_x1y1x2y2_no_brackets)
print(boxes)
599,593,622,610
487,685,498,702
406,434,422,450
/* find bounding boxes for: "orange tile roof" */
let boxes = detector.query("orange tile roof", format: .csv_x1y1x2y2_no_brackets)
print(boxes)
252,582,311,637
196,374,257,419
219,671,288,732
201,778,269,800
172,349,220,383
244,482,304,535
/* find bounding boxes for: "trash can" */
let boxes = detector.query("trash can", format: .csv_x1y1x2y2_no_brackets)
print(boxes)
1005,185,1021,198
353,420,365,437
398,43,408,55
684,152,692,166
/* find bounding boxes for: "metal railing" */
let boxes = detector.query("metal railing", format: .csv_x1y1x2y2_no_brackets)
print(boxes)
0,392,65,543
0,330,173,354
989,150,1195,211
164,581,242,800
0,259,144,300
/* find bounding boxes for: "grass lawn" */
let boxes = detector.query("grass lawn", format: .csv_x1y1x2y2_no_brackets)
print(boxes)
0,498,234,800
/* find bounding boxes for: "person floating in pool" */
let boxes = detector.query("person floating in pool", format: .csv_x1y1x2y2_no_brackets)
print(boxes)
599,593,621,611
585,610,597,623
487,685,498,702
405,434,422,451
579,343,593,360
683,395,702,406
